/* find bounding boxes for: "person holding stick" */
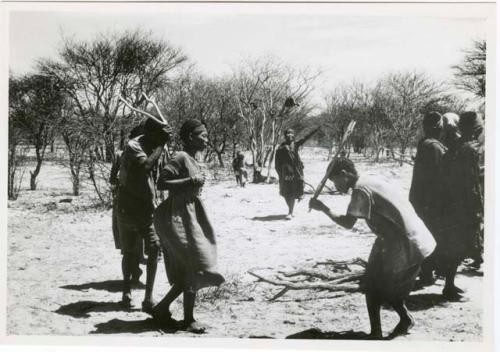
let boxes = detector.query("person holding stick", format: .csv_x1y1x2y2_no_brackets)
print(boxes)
232,151,248,187
275,127,319,219
309,158,436,339
116,118,172,310
110,124,147,285
152,119,225,333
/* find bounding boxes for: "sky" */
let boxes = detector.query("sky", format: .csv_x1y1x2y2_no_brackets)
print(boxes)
8,4,489,107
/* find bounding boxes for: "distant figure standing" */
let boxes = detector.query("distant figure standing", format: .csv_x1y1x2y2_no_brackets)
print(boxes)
309,158,436,339
116,118,172,310
439,112,484,298
409,112,447,287
275,127,318,219
232,151,248,187
153,119,225,334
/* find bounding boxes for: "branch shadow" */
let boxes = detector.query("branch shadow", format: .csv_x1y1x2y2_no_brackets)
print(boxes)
286,328,371,340
61,280,145,293
251,214,288,222
91,318,179,335
55,300,137,318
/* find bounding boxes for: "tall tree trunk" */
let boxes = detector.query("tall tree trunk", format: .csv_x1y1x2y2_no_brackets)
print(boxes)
30,145,45,191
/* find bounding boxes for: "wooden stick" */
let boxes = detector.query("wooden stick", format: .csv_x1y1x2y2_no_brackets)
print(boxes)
311,120,356,201
247,270,360,293
118,95,166,125
141,92,168,124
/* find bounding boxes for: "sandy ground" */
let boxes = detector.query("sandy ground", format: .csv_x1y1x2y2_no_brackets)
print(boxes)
7,149,483,341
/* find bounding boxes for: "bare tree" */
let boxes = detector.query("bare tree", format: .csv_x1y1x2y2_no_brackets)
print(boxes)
10,74,65,190
452,39,486,100
232,58,316,182
377,71,443,164
8,76,29,200
39,29,187,162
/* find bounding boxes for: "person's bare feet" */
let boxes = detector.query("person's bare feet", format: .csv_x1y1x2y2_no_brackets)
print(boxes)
182,320,208,334
388,314,414,339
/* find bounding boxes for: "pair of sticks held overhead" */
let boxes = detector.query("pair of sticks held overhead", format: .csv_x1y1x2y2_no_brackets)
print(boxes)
118,92,169,126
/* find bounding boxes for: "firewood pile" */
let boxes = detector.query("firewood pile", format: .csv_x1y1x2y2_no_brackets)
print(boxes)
247,258,367,301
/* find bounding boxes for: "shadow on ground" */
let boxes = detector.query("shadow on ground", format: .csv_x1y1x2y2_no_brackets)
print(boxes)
458,268,483,277
55,300,137,318
91,318,179,334
251,214,288,221
406,293,450,311
61,280,145,293
286,328,371,340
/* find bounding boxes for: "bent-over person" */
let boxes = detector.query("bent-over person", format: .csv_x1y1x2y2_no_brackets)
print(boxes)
309,158,436,339
153,119,225,334
116,118,172,310
275,127,319,219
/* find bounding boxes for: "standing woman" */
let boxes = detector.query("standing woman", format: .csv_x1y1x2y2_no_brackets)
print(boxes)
153,119,225,333
275,127,319,219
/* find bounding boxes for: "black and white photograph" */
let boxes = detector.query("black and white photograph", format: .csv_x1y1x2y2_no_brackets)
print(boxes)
1,2,497,351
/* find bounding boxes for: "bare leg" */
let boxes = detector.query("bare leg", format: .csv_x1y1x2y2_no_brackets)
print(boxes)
183,290,207,334
150,284,183,327
121,253,133,307
285,197,295,219
366,293,383,339
143,244,159,305
388,299,414,339
443,261,463,300
154,284,183,315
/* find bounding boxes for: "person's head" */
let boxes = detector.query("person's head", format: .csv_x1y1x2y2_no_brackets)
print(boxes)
237,151,245,160
284,128,295,143
128,122,145,140
441,112,461,148
180,119,208,152
423,111,443,138
459,111,483,140
327,157,359,194
143,118,171,147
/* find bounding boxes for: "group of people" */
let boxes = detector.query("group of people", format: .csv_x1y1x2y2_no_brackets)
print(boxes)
409,111,484,300
112,117,221,334
109,108,483,338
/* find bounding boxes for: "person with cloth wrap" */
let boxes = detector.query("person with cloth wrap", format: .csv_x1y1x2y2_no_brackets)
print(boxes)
275,127,319,220
409,111,447,287
309,158,436,339
152,119,225,334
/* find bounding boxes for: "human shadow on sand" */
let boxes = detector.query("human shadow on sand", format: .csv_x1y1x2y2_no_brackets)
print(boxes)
251,214,288,221
405,293,450,311
91,318,179,334
61,280,145,293
286,328,372,340
55,300,137,318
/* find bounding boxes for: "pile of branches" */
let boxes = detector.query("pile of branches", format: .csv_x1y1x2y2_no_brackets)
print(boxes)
248,258,367,301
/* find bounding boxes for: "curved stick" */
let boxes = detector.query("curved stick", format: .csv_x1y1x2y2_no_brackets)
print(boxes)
118,95,166,125
141,92,168,124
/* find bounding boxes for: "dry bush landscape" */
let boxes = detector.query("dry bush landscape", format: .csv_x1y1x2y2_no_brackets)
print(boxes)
7,148,483,341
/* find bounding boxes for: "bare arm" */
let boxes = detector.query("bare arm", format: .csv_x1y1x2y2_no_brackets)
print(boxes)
137,146,164,173
309,198,357,229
